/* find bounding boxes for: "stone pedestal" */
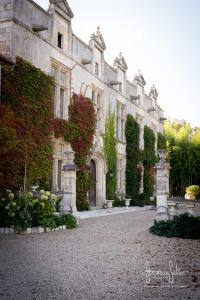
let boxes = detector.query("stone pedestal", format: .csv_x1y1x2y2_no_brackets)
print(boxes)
168,202,177,220
155,149,171,221
60,149,77,213
186,204,195,216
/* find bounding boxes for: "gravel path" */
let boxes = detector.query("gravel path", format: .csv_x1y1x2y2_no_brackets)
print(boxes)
0,210,199,300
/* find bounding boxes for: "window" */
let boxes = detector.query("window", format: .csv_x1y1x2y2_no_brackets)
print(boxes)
58,143,64,157
116,102,125,141
57,160,62,191
119,83,122,93
51,62,69,119
60,72,66,85
97,94,101,106
57,33,63,49
92,90,96,102
91,87,103,130
95,62,99,76
60,89,65,119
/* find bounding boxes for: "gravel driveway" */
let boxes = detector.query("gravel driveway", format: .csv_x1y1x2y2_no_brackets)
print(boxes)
0,210,199,300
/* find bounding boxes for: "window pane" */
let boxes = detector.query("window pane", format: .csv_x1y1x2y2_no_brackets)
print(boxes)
57,160,62,191
92,90,95,102
97,94,101,105
60,89,65,118
58,33,63,49
95,62,99,76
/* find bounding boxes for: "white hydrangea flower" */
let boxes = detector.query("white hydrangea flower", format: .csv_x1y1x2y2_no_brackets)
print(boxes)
45,191,51,196
8,193,14,199
28,192,33,197
40,195,48,201
40,189,45,194
50,194,57,200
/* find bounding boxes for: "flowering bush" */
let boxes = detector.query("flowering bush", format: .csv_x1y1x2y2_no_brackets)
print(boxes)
0,189,61,230
185,185,200,199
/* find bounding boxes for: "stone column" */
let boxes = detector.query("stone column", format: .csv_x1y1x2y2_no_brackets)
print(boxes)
60,148,77,213
155,149,171,221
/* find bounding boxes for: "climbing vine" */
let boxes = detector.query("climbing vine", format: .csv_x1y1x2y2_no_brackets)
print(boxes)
157,132,166,150
0,57,96,212
68,94,96,211
143,126,156,201
125,115,141,204
0,57,54,190
103,112,117,199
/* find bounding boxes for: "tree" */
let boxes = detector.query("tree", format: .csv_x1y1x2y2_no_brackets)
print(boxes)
103,111,117,199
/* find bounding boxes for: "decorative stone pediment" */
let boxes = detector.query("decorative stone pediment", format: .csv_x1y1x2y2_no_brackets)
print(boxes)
134,70,146,87
114,52,128,71
49,0,74,19
90,27,106,51
149,84,158,99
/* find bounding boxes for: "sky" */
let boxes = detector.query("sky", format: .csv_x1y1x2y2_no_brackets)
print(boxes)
35,0,200,128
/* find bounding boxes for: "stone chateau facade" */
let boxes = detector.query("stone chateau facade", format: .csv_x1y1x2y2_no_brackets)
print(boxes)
0,0,165,208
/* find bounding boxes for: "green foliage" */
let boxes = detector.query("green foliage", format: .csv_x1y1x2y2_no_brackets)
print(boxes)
157,132,166,149
0,190,77,231
186,185,200,198
69,94,96,211
125,115,141,204
113,197,125,207
138,193,145,207
143,126,156,201
41,214,77,230
164,121,200,196
150,213,200,239
0,57,54,190
103,111,117,199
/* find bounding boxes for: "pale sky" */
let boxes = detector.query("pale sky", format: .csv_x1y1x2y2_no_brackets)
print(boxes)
35,0,200,128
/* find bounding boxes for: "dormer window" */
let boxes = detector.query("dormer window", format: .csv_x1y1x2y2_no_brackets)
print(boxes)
57,33,63,49
95,62,99,77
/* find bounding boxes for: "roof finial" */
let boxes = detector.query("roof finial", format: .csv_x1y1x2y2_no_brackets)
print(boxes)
97,26,100,34
119,52,122,58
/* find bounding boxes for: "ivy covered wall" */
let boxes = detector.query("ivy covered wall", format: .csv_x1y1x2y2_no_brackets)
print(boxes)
103,112,117,200
0,57,96,212
0,57,54,190
125,115,141,203
143,125,157,200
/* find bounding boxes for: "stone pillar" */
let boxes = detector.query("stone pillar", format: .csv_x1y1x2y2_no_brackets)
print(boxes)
60,148,77,213
155,149,171,221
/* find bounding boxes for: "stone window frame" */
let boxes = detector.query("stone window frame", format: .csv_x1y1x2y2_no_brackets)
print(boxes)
50,60,70,120
116,101,126,142
117,155,126,195
91,84,103,131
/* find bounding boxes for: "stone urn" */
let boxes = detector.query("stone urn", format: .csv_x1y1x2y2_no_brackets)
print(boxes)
107,200,114,208
125,198,131,208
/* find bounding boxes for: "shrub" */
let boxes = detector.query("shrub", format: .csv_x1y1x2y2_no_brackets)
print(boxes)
113,197,125,207
138,193,145,207
150,213,200,239
186,185,200,198
103,112,117,200
125,115,141,203
0,190,77,231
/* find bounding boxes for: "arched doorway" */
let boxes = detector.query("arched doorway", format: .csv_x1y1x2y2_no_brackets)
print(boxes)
89,159,96,207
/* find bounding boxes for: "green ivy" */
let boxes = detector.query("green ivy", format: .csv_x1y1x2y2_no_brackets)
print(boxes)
0,57,54,190
143,126,156,201
103,112,117,199
125,115,141,204
157,132,166,150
